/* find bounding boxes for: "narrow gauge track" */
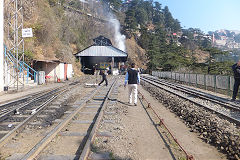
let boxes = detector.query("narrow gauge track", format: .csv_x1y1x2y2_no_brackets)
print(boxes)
0,80,82,148
17,78,117,160
0,81,81,114
0,87,63,121
141,75,240,125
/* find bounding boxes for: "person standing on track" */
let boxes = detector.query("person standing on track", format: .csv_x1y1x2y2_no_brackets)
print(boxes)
98,68,109,86
231,60,240,101
124,63,140,106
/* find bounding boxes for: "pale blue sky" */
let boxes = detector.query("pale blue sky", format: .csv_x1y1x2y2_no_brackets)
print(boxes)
159,0,240,33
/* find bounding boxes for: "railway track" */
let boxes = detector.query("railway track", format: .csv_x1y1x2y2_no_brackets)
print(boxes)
16,78,117,160
0,80,83,119
0,87,63,121
0,80,84,149
141,75,240,125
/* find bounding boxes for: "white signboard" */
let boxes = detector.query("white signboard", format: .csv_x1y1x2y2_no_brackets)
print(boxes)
22,28,33,38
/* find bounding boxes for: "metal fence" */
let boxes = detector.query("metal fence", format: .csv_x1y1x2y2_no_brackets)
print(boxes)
152,71,235,96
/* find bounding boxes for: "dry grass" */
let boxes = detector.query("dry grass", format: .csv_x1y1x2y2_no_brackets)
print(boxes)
126,37,148,69
4,0,147,74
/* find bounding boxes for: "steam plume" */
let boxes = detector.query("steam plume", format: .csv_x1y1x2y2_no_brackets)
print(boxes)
108,15,126,52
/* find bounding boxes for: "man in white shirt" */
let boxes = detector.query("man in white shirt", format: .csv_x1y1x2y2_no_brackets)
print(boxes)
124,63,140,106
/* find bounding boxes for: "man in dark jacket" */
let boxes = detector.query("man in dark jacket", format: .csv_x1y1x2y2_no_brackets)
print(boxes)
231,60,240,101
98,68,108,86
124,63,140,106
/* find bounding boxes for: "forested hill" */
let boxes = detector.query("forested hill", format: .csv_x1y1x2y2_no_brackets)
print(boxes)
19,0,234,75
110,0,234,75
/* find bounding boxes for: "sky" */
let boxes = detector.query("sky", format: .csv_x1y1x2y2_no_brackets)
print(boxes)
159,0,240,34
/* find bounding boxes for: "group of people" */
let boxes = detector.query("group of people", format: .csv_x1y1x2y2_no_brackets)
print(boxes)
98,63,140,106
98,60,240,105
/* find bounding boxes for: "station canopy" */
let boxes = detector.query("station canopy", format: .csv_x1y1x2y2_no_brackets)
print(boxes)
75,36,127,57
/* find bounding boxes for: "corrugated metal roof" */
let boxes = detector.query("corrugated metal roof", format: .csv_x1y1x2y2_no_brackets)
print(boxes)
75,45,127,57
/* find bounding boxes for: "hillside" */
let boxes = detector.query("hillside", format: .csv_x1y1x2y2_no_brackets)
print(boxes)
126,37,147,69
11,0,147,74
5,0,233,75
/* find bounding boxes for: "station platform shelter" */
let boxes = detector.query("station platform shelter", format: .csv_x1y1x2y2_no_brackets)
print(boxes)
75,36,128,75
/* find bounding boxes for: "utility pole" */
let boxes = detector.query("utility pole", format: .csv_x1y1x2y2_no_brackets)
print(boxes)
5,0,24,90
0,0,4,92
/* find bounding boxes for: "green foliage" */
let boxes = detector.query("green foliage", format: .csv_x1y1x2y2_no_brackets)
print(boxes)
105,0,122,10
48,0,58,6
142,24,191,71
29,23,44,42
178,157,187,160
24,50,34,62
124,0,181,33
180,28,212,51
138,27,152,49
135,8,148,25
68,0,83,10
207,61,234,75
153,2,164,25
203,47,228,62
161,45,191,71
125,9,137,30
201,37,211,48
163,6,173,28
201,47,230,74
18,50,34,65
31,23,43,33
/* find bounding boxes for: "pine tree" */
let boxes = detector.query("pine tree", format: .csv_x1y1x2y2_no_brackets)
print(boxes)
125,9,137,30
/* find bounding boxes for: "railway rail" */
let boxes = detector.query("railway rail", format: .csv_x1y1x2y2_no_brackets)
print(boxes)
0,80,81,119
0,80,84,149
0,87,63,121
18,78,117,160
138,91,194,160
141,75,240,126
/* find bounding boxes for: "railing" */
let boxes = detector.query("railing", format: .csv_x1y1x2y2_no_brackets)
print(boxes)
152,71,234,96
4,45,38,84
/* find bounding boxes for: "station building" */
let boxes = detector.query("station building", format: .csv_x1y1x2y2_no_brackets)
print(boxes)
75,36,128,74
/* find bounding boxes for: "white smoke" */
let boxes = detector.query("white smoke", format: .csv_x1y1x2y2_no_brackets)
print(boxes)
77,0,126,51
108,15,126,52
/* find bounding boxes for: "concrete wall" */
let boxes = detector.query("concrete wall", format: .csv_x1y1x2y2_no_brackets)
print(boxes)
4,61,10,87
0,1,4,92
67,64,73,78
59,63,65,81
55,63,64,81
55,63,60,82
45,64,56,82
41,62,58,82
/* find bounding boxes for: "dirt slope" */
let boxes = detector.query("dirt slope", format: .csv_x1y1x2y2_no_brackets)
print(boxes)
126,37,148,69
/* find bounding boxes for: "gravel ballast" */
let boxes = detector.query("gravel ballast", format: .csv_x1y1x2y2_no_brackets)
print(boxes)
141,81,240,160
